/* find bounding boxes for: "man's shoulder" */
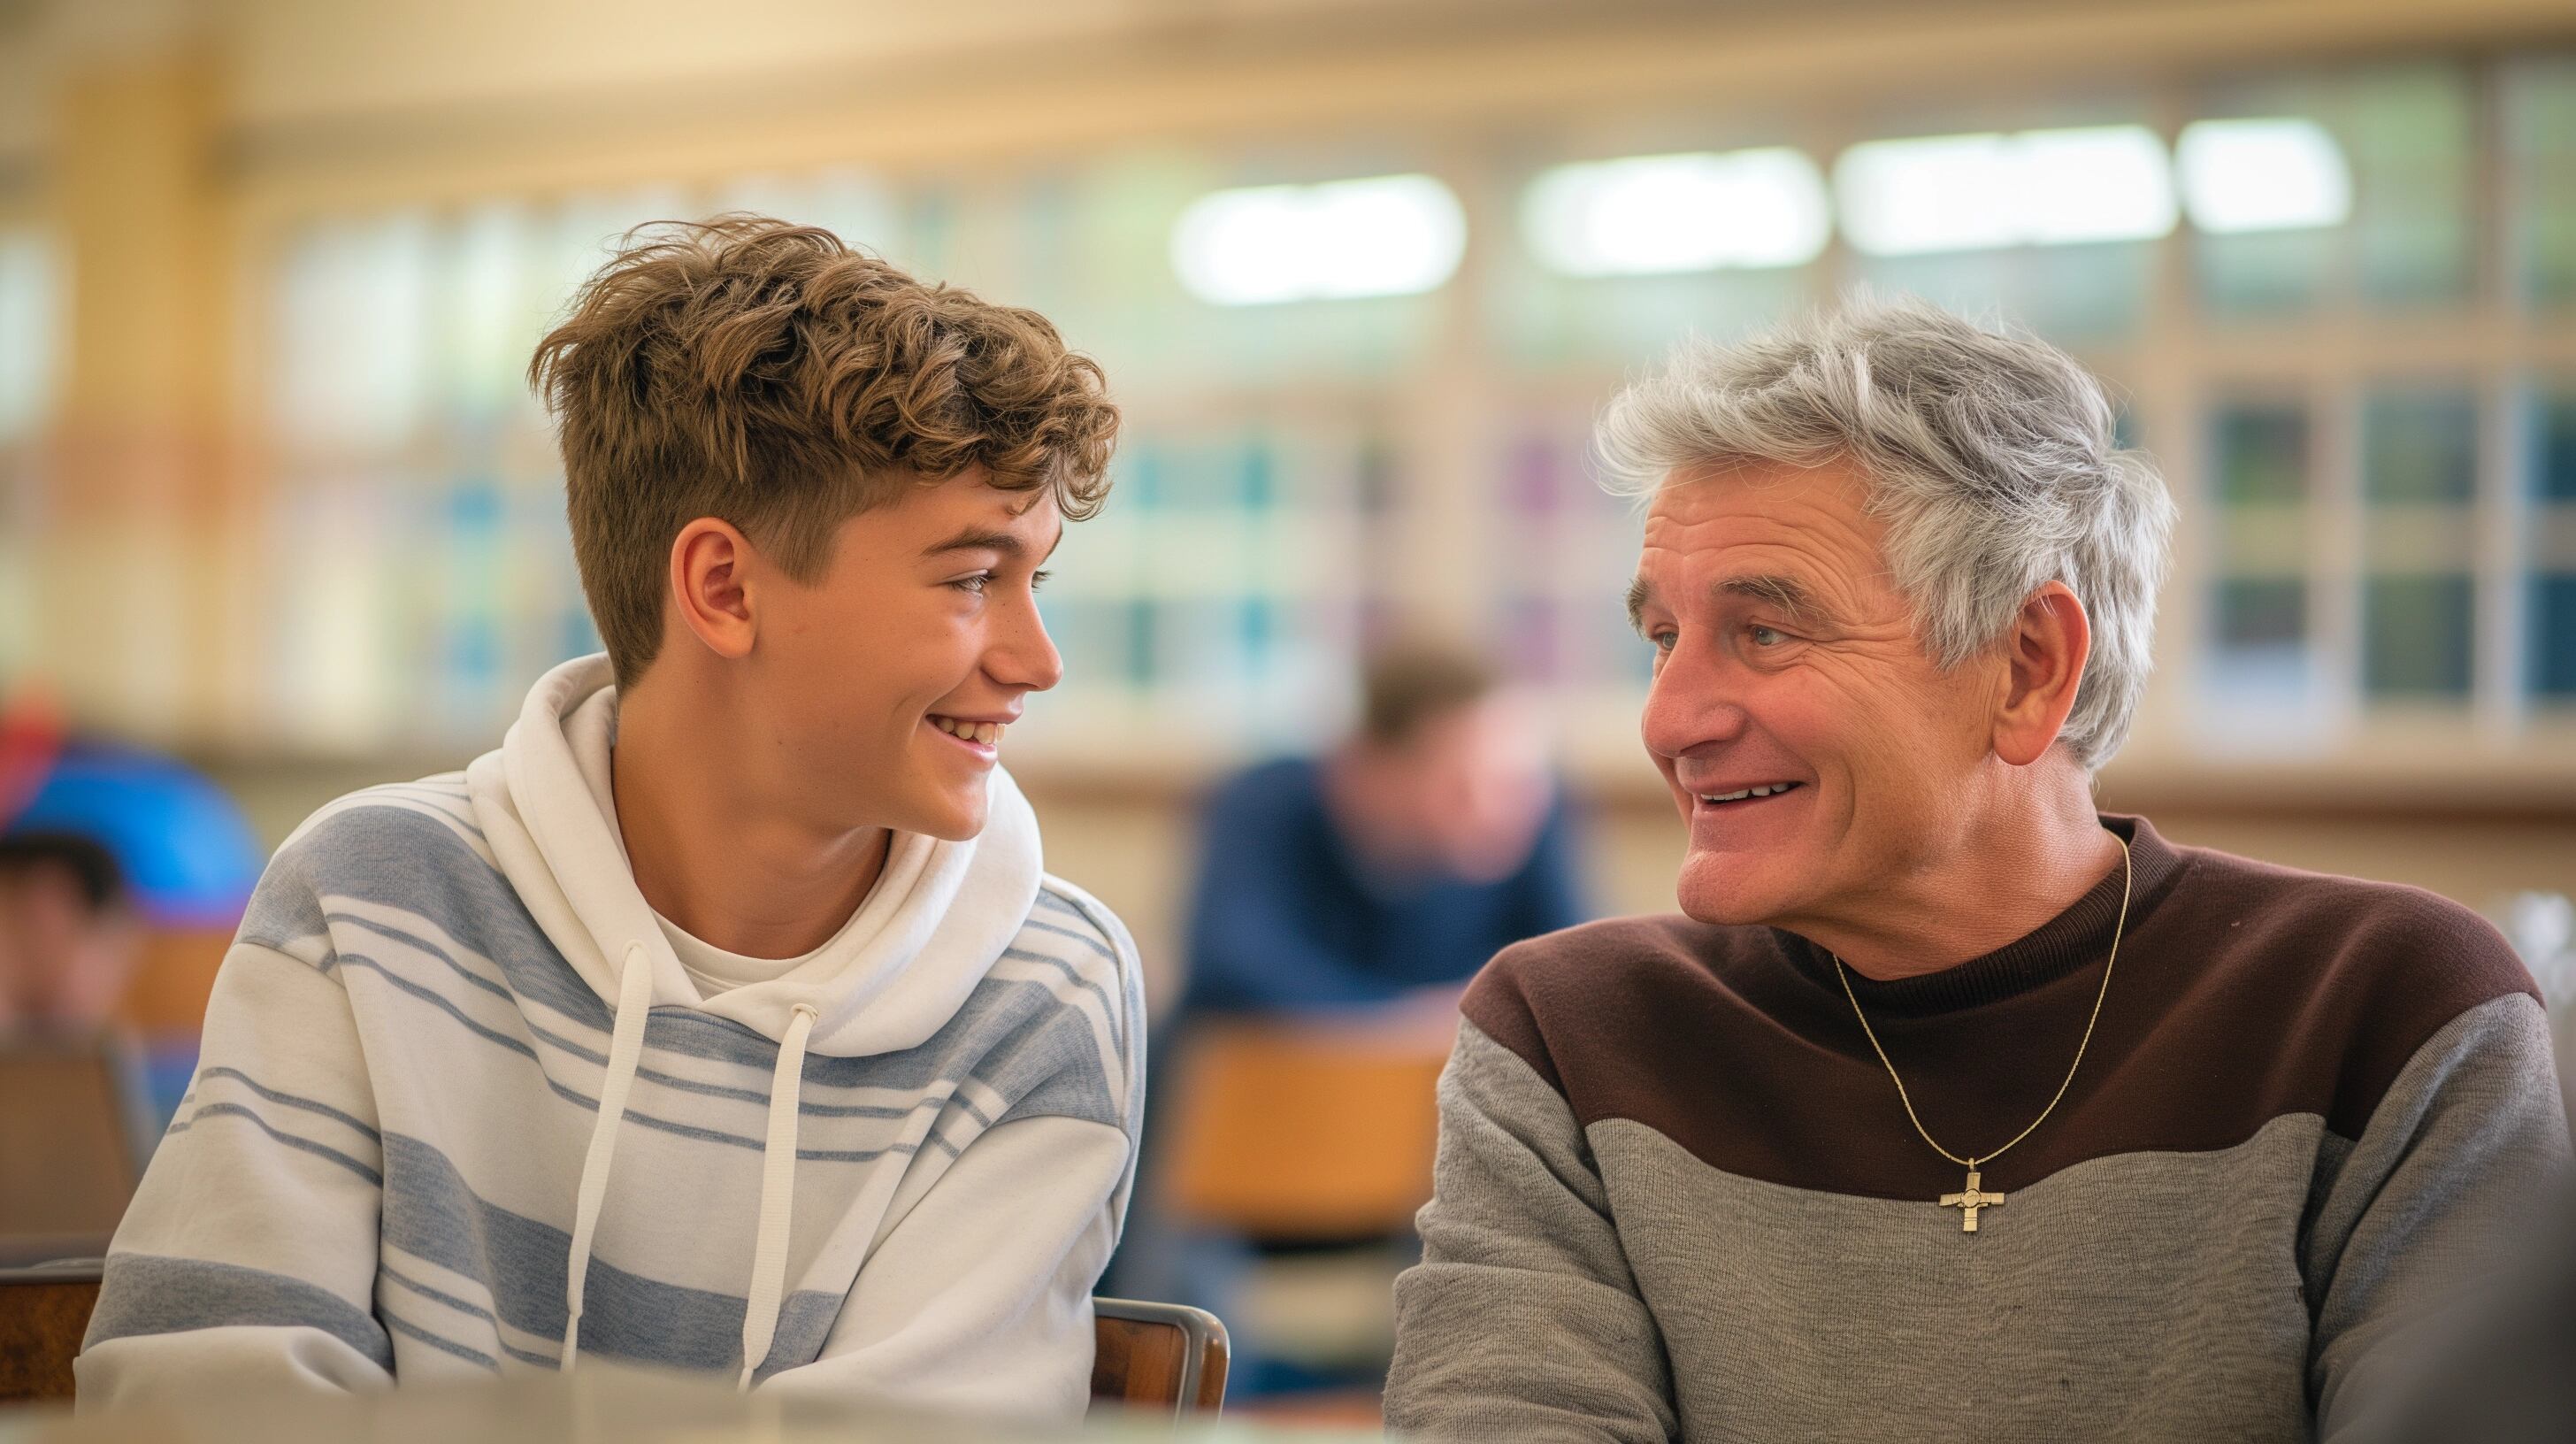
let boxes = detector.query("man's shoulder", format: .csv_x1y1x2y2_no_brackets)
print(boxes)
2154,838,2544,1138
1479,913,1759,988
1461,915,1785,1087
2171,841,2535,1012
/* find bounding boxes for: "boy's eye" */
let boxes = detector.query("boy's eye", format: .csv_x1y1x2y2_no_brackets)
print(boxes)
950,572,993,595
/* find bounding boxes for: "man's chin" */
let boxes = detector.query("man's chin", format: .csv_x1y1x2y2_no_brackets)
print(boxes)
1674,854,1794,927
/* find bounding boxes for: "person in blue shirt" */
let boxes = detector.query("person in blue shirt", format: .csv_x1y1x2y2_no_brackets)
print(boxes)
1107,639,1588,1388
1180,637,1588,1018
0,711,264,1125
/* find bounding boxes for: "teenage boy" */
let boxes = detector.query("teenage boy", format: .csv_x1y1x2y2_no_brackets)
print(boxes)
78,218,1143,1422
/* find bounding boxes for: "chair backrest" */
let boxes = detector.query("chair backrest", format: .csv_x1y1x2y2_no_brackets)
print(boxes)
0,1035,155,1267
111,926,234,1037
1089,1296,1228,1417
1162,1018,1450,1240
0,1261,101,1404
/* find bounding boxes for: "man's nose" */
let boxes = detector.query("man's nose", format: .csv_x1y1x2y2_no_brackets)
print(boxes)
1640,644,1749,760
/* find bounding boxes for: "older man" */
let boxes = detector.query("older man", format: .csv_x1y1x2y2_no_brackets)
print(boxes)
1385,298,2568,1441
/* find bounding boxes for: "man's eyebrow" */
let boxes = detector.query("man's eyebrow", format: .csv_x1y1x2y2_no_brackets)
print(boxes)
1715,574,1818,620
1625,572,1818,632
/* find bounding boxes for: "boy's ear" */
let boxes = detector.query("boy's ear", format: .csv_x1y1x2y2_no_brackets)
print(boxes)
667,518,759,662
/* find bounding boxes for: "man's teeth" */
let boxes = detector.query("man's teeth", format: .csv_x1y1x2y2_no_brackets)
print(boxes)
931,717,1005,745
1700,783,1798,803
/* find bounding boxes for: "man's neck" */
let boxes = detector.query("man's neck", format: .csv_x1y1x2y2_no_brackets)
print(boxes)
1798,769,2123,983
610,677,890,961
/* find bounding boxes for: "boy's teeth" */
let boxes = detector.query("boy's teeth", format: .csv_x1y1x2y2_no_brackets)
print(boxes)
932,716,1004,745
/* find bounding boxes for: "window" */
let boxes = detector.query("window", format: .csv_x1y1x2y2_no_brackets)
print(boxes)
2505,58,2576,306
2205,401,2316,701
1522,149,1830,277
0,228,63,680
1170,174,1467,305
2533,386,2576,699
2359,384,2478,699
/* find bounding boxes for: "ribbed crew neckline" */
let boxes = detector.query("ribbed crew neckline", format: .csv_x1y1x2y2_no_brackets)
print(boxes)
1775,815,2189,1018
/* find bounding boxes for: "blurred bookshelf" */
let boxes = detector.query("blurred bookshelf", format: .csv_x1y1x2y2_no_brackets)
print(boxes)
3,50,2573,810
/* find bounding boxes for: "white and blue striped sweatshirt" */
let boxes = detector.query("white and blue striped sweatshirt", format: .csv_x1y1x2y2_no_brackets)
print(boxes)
76,656,1145,1422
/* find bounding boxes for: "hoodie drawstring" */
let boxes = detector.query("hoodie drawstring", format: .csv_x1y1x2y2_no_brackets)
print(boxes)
560,941,656,1370
737,1002,816,1390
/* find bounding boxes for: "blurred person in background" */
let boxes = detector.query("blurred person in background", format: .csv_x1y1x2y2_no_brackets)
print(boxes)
0,695,263,1124
0,833,142,1033
1385,296,2570,1442
1180,635,1586,1024
1108,636,1588,1393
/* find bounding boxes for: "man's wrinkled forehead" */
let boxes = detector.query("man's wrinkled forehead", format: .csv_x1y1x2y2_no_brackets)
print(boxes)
1636,465,1873,595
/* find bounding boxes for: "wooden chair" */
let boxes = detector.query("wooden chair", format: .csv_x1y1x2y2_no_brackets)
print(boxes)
0,1259,98,1404
0,1036,156,1267
1088,1296,1229,1417
111,927,234,1039
4,1271,1228,1417
1162,1017,1452,1240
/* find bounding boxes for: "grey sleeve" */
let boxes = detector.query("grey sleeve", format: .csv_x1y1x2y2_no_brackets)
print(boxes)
1387,1023,1676,1444
2305,994,2572,1440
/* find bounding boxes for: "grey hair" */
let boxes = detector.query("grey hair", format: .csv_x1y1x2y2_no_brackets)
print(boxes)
1596,294,2175,770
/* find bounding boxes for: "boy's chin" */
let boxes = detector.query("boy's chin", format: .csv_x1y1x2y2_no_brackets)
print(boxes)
899,786,990,844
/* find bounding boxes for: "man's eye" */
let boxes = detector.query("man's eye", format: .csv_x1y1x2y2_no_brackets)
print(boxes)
1648,629,1677,653
1749,625,1786,648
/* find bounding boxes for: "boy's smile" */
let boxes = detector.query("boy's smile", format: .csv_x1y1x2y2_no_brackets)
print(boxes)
752,468,1065,843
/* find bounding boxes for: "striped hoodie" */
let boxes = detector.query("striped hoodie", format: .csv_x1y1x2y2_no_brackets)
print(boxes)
76,656,1144,1422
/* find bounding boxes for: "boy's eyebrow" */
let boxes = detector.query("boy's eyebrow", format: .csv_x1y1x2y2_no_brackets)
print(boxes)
922,523,1066,564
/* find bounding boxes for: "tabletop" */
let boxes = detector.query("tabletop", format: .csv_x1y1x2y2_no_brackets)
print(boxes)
0,1365,1381,1444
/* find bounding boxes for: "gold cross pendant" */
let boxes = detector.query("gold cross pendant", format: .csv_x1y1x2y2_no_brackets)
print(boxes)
1939,1169,2005,1233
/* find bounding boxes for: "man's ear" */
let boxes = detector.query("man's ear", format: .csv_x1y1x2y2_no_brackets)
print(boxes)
667,518,760,663
1993,581,2090,767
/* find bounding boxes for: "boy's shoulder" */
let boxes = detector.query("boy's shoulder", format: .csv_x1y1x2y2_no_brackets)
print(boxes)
274,772,486,861
257,773,497,907
1015,875,1142,996
998,873,1146,1070
242,773,499,949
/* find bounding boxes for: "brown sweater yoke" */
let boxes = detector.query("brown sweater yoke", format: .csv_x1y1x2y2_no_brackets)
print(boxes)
1460,815,2542,1204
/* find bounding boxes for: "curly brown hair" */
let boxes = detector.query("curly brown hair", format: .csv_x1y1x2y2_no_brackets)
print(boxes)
529,214,1119,687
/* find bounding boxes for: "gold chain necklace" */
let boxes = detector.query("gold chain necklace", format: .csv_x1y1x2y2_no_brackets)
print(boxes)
1832,833,2133,1233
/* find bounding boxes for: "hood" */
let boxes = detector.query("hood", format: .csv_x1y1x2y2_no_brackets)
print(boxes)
464,653,1042,1056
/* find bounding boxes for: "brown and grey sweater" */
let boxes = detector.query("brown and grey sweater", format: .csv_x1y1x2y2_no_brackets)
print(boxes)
1386,816,2569,1443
